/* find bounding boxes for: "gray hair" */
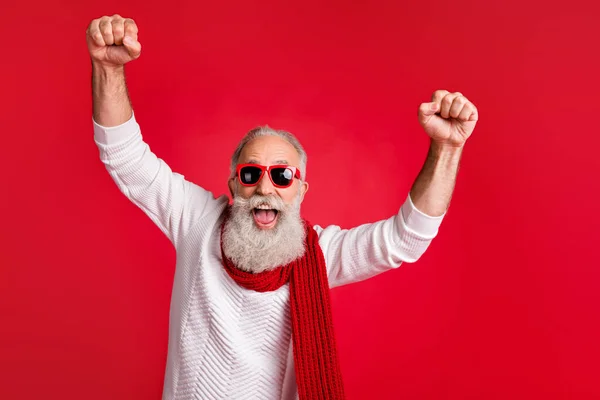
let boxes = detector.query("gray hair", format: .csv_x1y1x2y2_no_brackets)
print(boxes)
229,126,308,181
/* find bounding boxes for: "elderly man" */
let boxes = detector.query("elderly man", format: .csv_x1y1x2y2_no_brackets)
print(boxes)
87,14,478,400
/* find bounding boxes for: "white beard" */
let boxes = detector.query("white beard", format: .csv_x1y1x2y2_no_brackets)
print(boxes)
222,192,306,274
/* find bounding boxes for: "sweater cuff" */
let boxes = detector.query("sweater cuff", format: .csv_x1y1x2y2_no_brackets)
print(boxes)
93,111,139,145
399,193,445,238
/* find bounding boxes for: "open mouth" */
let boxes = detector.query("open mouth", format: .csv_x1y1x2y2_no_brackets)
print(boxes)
252,207,279,229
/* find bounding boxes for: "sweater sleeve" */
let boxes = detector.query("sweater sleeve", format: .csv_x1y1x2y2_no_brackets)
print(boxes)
315,193,445,288
93,112,222,249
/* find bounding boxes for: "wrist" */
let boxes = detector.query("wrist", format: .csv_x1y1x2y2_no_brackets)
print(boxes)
91,60,125,76
429,140,464,158
427,140,463,171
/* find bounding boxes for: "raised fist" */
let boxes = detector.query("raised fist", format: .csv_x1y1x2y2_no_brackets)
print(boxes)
418,90,478,148
86,14,142,68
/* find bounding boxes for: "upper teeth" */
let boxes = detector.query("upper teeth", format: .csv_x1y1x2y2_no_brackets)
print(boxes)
256,204,273,210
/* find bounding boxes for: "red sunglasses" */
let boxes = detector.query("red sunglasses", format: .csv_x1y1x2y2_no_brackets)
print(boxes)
236,163,301,188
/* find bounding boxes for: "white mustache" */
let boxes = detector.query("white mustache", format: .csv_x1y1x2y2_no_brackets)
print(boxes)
235,194,287,212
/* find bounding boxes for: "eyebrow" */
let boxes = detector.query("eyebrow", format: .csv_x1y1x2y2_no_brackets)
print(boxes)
246,159,290,165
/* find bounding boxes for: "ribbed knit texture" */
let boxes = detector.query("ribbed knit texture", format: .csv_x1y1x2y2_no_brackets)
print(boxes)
92,112,445,400
221,218,345,399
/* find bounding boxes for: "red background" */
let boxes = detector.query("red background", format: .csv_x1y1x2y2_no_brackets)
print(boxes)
1,0,599,399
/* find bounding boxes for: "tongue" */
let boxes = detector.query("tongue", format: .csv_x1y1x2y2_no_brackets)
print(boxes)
254,209,277,225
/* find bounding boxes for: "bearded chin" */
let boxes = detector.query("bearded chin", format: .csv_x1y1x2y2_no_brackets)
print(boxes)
222,193,307,274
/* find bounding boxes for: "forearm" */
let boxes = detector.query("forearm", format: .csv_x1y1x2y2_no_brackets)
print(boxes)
92,61,132,127
409,141,463,217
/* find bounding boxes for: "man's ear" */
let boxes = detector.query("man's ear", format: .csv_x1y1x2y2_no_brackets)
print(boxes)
228,178,236,198
299,181,309,203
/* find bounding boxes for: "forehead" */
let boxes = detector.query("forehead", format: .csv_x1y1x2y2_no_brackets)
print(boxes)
239,135,300,165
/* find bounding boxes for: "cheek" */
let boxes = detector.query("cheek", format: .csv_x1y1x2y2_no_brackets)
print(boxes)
237,185,256,199
278,187,299,205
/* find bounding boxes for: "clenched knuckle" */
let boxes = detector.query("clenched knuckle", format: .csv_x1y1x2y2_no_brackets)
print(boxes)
125,21,138,31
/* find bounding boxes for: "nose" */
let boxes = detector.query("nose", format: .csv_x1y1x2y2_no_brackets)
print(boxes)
256,171,276,196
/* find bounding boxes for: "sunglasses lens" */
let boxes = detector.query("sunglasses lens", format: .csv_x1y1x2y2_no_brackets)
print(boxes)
271,167,294,187
239,166,263,185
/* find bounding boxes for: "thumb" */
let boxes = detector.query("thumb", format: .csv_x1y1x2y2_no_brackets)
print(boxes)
123,36,142,59
418,102,439,125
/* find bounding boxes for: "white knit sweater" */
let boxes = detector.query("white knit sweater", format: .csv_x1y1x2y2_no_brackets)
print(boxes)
93,113,445,400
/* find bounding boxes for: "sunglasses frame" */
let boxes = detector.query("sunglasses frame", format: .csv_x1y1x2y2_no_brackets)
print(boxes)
236,163,302,188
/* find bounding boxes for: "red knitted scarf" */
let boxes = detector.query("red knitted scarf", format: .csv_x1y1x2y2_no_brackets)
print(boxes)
220,215,346,399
